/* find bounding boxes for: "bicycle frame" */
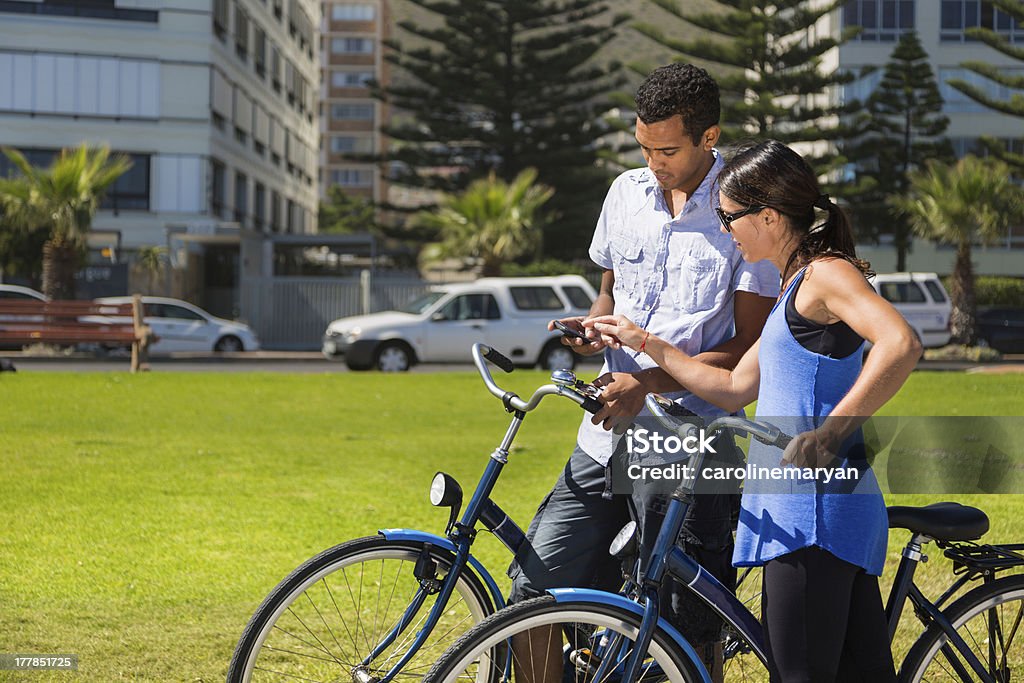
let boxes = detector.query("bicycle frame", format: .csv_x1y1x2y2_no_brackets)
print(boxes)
352,344,601,683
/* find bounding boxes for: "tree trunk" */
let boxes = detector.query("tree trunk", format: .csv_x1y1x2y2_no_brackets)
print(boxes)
480,256,503,278
948,241,976,346
41,241,79,300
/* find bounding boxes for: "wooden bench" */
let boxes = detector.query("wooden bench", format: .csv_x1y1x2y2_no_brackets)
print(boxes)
0,294,154,372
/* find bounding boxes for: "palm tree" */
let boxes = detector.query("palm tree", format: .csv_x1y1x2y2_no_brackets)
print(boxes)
135,245,168,295
0,146,131,299
891,155,1024,345
415,168,554,277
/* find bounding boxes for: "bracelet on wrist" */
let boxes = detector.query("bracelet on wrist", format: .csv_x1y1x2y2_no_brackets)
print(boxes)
638,330,651,354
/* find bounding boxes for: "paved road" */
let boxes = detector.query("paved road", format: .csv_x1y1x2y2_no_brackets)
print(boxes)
2,351,606,373
2,353,1019,374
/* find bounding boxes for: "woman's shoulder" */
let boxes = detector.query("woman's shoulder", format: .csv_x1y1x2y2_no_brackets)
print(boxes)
804,257,871,289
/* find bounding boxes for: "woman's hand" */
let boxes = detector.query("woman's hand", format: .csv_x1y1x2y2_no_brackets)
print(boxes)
583,315,646,351
780,427,842,470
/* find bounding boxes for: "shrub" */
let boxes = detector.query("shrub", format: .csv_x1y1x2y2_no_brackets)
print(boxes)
941,276,1024,307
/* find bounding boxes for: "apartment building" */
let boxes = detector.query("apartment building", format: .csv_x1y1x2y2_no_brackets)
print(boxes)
0,0,320,310
820,1,1024,273
319,0,387,203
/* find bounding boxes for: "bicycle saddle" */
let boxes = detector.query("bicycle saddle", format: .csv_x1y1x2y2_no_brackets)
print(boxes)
887,502,990,541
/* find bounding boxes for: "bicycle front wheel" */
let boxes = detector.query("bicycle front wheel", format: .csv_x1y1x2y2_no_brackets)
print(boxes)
228,535,495,682
899,573,1024,682
424,595,706,683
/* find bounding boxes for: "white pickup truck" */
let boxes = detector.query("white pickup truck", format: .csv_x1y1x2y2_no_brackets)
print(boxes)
322,275,597,371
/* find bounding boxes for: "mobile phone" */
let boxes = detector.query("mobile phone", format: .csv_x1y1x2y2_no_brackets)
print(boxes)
553,320,590,342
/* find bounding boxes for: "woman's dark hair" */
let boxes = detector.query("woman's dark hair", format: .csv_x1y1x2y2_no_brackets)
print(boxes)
718,139,872,280
635,64,720,146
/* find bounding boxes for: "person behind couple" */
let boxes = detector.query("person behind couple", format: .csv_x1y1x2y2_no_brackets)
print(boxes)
588,139,922,682
506,63,780,681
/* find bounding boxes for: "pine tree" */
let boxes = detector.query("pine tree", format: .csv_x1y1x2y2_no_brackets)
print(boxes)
946,0,1024,170
372,0,627,258
631,0,857,175
844,31,954,271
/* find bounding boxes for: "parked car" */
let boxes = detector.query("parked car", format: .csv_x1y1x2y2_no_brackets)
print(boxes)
322,275,598,371
870,273,951,348
0,284,49,350
0,284,47,302
977,307,1024,353
95,296,260,353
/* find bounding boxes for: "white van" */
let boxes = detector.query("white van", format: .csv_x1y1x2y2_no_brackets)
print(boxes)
870,273,951,348
322,275,597,371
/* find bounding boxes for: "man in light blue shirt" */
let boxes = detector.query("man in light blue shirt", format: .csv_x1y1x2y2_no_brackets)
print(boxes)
507,64,779,678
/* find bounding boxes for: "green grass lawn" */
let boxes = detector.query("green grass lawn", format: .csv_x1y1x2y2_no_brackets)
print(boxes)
0,370,1022,681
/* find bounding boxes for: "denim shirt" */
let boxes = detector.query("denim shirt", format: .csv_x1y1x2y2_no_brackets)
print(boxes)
578,154,780,466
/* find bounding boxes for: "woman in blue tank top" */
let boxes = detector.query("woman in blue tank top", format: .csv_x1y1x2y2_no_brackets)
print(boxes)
586,140,922,682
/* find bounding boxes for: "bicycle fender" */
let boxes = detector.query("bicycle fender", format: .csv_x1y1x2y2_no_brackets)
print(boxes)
547,587,712,683
378,528,507,610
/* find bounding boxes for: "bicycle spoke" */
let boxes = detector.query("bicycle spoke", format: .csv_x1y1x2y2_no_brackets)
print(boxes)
285,605,346,667
321,575,361,659
305,583,347,662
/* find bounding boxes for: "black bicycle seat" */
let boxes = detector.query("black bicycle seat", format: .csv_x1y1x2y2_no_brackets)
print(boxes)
887,502,990,541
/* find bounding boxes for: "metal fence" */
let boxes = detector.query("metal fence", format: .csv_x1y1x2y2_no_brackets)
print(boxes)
240,272,432,350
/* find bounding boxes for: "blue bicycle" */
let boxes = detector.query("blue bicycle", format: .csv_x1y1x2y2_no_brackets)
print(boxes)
424,395,1024,683
227,343,606,682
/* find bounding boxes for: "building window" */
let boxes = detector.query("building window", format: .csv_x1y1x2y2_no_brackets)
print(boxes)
234,172,247,224
843,0,915,41
254,182,266,231
0,0,157,22
330,37,374,54
253,24,267,77
331,71,374,88
286,198,297,232
941,1,1024,42
235,5,249,60
840,67,885,105
329,169,374,187
330,104,374,120
269,42,282,92
100,154,151,212
213,0,229,40
211,159,226,218
271,190,281,231
329,136,374,154
331,4,375,21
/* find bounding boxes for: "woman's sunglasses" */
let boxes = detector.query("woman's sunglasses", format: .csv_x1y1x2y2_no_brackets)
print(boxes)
715,205,767,232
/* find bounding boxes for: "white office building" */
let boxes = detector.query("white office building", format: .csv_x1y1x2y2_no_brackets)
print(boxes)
0,0,320,311
826,1,1023,274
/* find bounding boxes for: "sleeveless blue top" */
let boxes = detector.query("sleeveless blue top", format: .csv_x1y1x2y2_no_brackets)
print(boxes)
732,268,888,576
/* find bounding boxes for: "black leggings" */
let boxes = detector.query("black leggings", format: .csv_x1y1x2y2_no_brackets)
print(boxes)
762,546,896,683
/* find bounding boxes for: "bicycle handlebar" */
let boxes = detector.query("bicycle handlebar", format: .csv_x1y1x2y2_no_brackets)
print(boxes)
472,343,602,414
644,393,792,450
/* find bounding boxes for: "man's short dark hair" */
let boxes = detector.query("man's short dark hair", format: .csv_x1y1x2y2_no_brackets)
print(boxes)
635,63,721,146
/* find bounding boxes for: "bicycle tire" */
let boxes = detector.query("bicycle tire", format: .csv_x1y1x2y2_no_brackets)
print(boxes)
227,535,496,682
423,595,707,683
899,572,1024,682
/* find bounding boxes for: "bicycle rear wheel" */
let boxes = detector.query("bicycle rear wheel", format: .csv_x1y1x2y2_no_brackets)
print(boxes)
228,535,495,682
723,566,768,682
899,573,1024,682
423,595,706,683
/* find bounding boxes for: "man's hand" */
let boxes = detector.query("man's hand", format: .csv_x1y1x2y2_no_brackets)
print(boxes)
590,372,648,432
548,316,605,356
